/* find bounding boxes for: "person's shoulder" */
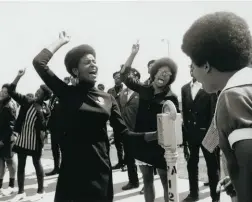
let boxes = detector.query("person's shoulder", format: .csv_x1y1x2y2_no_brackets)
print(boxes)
182,82,190,90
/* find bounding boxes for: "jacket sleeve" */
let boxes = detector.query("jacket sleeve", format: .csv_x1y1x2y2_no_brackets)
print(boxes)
109,95,128,136
8,83,29,106
0,106,16,143
33,49,70,101
120,66,145,93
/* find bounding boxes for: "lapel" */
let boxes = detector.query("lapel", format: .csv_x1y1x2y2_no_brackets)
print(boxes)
185,83,193,104
127,91,137,104
193,88,204,103
120,89,128,108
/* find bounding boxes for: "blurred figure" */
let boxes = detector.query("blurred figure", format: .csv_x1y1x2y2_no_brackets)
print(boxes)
97,83,105,91
25,93,34,101
144,60,155,85
181,65,219,202
0,84,16,197
46,76,70,176
119,68,141,190
107,71,125,171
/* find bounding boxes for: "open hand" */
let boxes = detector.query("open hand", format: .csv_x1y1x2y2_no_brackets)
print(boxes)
59,31,70,44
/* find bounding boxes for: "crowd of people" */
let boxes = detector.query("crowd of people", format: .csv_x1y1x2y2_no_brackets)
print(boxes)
0,11,251,202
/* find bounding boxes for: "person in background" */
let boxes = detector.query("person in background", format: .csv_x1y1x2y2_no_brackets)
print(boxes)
45,76,70,176
182,11,252,202
26,93,34,102
107,71,125,171
0,84,16,197
181,65,220,202
144,60,155,85
119,68,140,190
121,42,180,202
8,69,52,202
97,83,105,91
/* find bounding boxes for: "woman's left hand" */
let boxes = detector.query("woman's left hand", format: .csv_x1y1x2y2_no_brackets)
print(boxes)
144,131,158,142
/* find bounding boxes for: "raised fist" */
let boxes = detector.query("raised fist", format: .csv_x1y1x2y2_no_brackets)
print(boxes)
18,68,26,77
131,41,140,55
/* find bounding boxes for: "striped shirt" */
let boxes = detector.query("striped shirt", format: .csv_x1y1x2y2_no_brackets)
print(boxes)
15,105,37,150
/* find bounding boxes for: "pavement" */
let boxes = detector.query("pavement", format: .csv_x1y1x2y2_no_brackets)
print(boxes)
0,144,231,202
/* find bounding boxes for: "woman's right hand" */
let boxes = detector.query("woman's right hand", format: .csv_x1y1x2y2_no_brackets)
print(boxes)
131,41,140,55
17,68,26,77
59,31,71,45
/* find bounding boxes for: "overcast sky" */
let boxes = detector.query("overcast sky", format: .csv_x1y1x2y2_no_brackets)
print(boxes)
1,1,252,99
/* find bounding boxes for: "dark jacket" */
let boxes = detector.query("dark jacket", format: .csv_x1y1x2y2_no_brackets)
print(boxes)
107,84,124,105
0,101,16,158
120,66,180,169
33,49,131,201
48,94,63,133
118,89,139,131
181,82,217,145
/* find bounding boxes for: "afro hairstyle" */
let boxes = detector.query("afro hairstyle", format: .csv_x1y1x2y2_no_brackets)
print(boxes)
182,11,252,72
147,60,155,68
150,57,178,85
64,44,96,77
113,71,120,78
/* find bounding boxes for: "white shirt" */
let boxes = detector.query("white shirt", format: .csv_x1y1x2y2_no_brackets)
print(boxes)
190,81,202,100
126,88,134,101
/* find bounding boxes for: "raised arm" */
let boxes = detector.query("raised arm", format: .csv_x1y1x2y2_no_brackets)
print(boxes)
33,31,70,100
8,69,29,106
120,43,145,93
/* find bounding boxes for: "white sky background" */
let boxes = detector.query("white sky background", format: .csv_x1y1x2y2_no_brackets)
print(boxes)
0,1,252,100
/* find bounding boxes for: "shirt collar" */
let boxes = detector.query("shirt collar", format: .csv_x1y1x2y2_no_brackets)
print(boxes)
190,80,202,88
222,67,252,91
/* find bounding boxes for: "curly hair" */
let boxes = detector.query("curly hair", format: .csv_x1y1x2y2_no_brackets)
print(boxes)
64,44,96,77
150,57,177,85
182,11,252,72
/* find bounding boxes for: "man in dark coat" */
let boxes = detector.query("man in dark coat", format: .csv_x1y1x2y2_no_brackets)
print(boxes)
181,66,220,202
107,71,125,171
119,68,140,190
46,77,70,176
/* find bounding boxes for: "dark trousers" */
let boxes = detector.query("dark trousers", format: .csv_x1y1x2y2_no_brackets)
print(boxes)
50,130,61,170
17,153,44,193
114,133,124,165
123,139,138,185
187,144,220,200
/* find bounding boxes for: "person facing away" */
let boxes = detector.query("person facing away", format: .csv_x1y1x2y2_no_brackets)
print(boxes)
121,42,180,202
182,11,252,202
8,69,52,202
119,68,141,191
0,84,16,197
181,65,220,202
45,76,70,176
32,31,155,202
144,60,155,85
107,71,125,171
